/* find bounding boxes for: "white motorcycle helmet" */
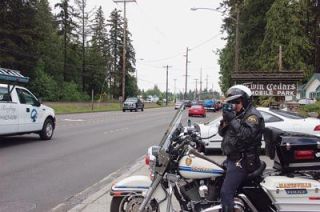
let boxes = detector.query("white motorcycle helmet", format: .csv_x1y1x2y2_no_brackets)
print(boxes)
225,84,252,108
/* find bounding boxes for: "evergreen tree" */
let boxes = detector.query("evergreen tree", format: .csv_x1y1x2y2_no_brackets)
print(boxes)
107,9,123,98
34,0,63,82
107,8,136,99
258,0,313,77
88,6,111,97
75,0,91,91
0,0,38,73
55,0,79,81
239,0,274,70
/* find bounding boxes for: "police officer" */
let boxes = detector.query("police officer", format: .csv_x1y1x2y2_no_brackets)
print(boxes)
218,85,265,212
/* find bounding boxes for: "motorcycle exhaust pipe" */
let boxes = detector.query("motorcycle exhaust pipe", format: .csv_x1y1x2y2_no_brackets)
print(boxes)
201,199,245,212
201,205,222,212
201,204,244,212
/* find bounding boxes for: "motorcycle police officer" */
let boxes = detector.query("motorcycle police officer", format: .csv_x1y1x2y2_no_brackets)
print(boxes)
218,85,265,212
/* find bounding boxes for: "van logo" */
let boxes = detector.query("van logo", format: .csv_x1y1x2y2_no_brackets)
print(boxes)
31,109,38,122
185,158,192,166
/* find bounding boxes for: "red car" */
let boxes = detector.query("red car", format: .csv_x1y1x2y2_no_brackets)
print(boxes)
188,105,206,117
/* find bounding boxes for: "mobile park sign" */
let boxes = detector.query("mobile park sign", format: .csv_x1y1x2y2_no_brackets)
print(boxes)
243,82,297,96
231,71,304,97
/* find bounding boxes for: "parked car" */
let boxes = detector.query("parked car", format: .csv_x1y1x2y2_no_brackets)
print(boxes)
198,107,320,153
174,101,184,110
123,97,144,112
183,100,192,108
188,105,206,117
214,101,222,111
203,99,215,111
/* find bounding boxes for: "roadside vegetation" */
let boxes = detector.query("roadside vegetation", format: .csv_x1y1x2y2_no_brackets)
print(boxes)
299,101,320,117
218,0,320,93
46,102,162,114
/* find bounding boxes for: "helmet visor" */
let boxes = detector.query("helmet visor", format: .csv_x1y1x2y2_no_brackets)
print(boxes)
225,94,242,103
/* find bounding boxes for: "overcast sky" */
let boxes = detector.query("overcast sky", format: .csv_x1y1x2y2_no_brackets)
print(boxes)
48,0,226,93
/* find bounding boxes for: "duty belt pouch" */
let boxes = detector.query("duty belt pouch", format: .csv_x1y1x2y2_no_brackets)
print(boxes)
244,153,260,173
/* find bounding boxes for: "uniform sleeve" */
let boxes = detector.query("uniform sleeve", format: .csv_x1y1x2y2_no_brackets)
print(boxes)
228,114,261,143
218,120,228,136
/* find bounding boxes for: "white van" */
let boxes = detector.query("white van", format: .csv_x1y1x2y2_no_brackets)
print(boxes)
0,68,55,140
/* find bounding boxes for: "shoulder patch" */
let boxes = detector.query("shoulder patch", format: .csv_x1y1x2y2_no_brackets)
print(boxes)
246,115,258,124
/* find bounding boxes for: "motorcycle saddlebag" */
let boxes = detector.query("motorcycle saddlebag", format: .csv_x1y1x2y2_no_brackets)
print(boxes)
264,127,320,172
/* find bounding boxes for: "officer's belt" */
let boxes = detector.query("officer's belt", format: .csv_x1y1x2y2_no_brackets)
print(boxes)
227,152,243,161
227,151,257,161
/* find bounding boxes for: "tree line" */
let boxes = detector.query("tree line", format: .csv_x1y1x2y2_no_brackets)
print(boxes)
0,0,138,101
218,0,320,93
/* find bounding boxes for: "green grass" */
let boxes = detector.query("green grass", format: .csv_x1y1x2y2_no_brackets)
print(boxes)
44,101,162,114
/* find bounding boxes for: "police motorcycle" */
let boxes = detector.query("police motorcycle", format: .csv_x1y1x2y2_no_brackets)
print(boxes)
110,105,320,212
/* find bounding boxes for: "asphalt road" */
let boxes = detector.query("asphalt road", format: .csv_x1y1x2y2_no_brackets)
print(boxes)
0,107,221,212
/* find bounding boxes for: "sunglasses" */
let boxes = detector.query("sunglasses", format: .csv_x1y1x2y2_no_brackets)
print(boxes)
230,100,241,104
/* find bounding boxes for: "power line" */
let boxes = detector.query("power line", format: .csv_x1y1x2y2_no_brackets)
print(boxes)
189,32,222,51
140,33,222,63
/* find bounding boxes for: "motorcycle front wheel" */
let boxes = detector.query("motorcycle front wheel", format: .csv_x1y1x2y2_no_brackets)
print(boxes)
110,196,159,212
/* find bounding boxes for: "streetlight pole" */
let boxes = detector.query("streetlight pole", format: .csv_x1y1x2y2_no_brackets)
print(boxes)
113,0,135,103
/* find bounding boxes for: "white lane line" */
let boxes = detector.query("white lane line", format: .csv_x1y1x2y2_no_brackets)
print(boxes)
103,128,128,134
63,119,85,122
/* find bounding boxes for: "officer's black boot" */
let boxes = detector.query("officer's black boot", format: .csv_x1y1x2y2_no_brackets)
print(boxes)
222,205,234,212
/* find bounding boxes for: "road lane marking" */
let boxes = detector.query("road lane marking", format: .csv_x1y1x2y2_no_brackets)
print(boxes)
103,128,128,134
63,119,85,122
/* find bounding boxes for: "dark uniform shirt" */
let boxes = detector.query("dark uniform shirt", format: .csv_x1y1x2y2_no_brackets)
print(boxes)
218,104,265,156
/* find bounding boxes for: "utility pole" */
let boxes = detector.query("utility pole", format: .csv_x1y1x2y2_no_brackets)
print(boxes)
163,65,171,106
194,79,198,100
278,45,283,71
206,74,208,90
199,68,202,100
113,0,135,103
174,79,177,103
184,47,190,99
234,2,240,73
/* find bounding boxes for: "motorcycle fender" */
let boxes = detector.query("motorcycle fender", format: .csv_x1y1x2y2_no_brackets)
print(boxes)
110,175,151,197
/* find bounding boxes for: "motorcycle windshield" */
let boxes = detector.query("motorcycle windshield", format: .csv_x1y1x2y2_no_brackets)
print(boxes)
159,105,184,150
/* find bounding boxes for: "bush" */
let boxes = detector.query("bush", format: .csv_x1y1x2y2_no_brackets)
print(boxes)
302,101,320,113
59,82,90,101
29,61,59,101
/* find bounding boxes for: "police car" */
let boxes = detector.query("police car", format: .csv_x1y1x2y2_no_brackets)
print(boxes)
199,107,320,153
0,68,56,140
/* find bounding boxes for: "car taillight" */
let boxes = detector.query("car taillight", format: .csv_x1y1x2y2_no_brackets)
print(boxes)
314,125,320,131
145,154,150,165
294,150,314,160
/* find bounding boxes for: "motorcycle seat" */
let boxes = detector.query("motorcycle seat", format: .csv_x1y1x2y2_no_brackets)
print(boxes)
247,161,266,180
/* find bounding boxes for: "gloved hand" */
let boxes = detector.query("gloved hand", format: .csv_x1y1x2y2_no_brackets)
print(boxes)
222,110,236,122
